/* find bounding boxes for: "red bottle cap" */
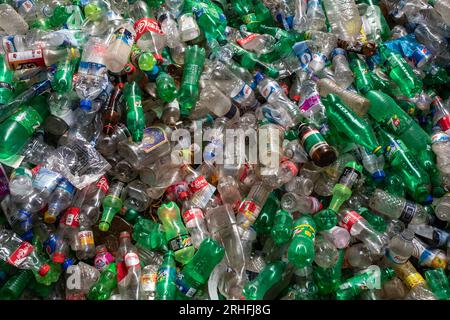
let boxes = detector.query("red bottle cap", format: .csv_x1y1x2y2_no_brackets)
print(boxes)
39,264,51,276
52,252,65,263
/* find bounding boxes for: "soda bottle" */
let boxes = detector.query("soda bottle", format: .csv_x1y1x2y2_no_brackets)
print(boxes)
0,229,50,277
44,178,76,223
0,3,29,35
322,0,362,41
0,96,49,160
385,229,415,265
349,55,376,95
99,181,126,232
324,94,383,155
320,226,351,249
330,48,354,89
411,237,447,269
156,72,178,103
313,249,345,295
288,215,317,268
180,200,210,249
270,209,293,246
424,268,450,300
105,21,136,73
123,81,145,143
390,260,436,300
102,80,125,136
94,245,115,272
52,52,78,93
157,202,194,265
0,54,14,106
140,263,160,300
430,92,450,135
329,161,363,213
297,123,337,167
359,0,391,41
178,45,205,116
155,251,177,300
157,8,180,49
281,192,322,214
9,167,33,199
117,232,141,300
237,181,272,230
176,238,225,299
0,269,33,300
87,262,118,300
314,235,339,268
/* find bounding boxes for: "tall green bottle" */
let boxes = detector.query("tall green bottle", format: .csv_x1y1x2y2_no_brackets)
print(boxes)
378,44,422,98
176,238,225,299
179,45,206,117
287,215,316,269
349,54,376,94
270,209,293,246
123,81,145,142
253,192,279,234
375,125,431,203
366,90,430,151
52,51,78,93
156,72,178,103
0,54,14,105
324,94,383,155
0,95,49,159
190,0,227,41
156,251,177,300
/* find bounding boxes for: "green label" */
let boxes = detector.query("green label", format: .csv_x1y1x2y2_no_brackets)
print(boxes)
11,108,43,135
293,223,315,239
301,128,328,157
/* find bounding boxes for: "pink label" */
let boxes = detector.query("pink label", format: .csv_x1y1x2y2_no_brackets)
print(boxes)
237,34,258,46
134,18,164,41
96,176,109,193
94,252,115,271
7,242,33,266
299,94,321,112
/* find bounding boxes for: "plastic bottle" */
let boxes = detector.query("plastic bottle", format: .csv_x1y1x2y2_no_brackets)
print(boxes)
0,54,14,106
123,81,145,142
99,181,125,232
88,262,118,300
329,161,363,213
385,229,415,265
0,3,29,35
237,181,272,230
155,250,177,300
288,215,317,268
105,21,136,73
44,178,76,223
322,0,362,41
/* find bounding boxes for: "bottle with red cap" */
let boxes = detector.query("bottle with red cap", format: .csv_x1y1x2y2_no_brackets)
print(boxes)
0,229,51,277
431,90,450,135
117,231,142,300
181,199,210,249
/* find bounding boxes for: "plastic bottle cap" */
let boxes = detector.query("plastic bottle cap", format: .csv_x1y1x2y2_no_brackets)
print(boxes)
372,170,385,181
424,195,433,205
39,264,51,277
254,72,264,84
53,252,65,263
44,211,57,224
98,221,110,232
80,99,92,111
20,230,34,242
62,258,75,271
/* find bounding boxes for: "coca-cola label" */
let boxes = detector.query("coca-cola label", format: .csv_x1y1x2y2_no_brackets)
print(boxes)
7,241,34,266
134,18,164,42
238,200,261,225
189,176,209,193
7,49,45,70
96,176,109,193
125,252,140,268
339,211,362,232
182,208,204,223
61,207,80,227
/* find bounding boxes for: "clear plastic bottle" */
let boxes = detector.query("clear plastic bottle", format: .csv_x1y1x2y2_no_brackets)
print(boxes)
322,0,362,42
298,79,327,128
217,176,243,212
105,21,136,73
117,231,141,300
369,189,430,225
346,243,377,268
44,178,76,223
0,3,29,35
281,192,322,214
314,235,339,268
307,31,337,73
237,181,272,229
355,145,385,181
306,0,326,31
435,194,450,221
431,131,450,176
433,0,450,26
178,13,200,42
9,167,33,199
330,48,354,89
181,200,210,249
320,226,350,249
157,9,179,49
139,264,159,300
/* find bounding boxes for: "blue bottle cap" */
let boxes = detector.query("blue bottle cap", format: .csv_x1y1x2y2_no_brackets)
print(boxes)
424,195,433,205
80,99,92,111
20,230,33,242
254,72,264,84
372,170,386,181
62,258,75,271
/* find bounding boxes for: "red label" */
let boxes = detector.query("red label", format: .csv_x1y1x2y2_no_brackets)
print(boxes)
7,242,34,266
61,207,80,227
438,114,450,132
338,211,362,232
281,160,298,176
238,200,260,218
239,164,250,183
7,50,46,70
182,208,204,223
166,181,190,201
134,18,164,41
125,252,140,269
96,176,109,193
189,176,209,193
31,164,42,176
237,34,258,46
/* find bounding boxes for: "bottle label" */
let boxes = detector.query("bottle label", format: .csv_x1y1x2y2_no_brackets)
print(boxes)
293,41,312,71
7,241,34,267
299,94,321,113
168,234,193,252
190,182,216,209
260,82,281,100
385,249,409,264
61,207,80,227
134,18,163,42
338,166,361,189
2,36,19,53
125,252,140,268
182,208,204,224
78,230,94,247
78,61,107,77
142,127,168,153
189,176,209,193
141,271,158,291
32,167,62,194
166,181,190,201
55,178,75,195
281,160,298,177
404,272,425,289
94,253,114,271
7,50,45,70
223,104,238,120
399,201,417,224
431,132,450,144
175,274,198,298
330,48,346,60
231,84,253,105
293,223,315,239
96,176,109,193
111,27,134,47
11,107,44,135
339,211,362,232
438,114,450,132
238,200,261,226
157,266,176,284
300,128,329,158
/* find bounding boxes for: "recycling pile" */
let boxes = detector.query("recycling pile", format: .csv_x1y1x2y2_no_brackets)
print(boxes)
0,0,449,300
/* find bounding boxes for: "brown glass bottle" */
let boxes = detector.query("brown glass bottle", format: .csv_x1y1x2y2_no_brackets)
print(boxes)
298,123,337,167
103,81,125,136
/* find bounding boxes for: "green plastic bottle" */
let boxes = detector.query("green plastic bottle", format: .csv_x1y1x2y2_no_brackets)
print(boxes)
366,90,430,151
132,218,167,252
0,95,49,159
375,125,431,203
424,268,450,300
358,207,387,233
52,53,78,93
358,0,391,41
155,251,177,300
176,238,225,299
378,44,423,98
313,249,345,296
287,215,316,269
383,171,407,198
0,269,33,300
190,0,227,41
156,72,178,103
270,209,293,246
0,54,14,105
241,261,290,300
324,94,383,155
349,54,376,94
157,202,195,265
179,45,206,117
253,192,279,234
87,262,117,300
123,81,145,142
329,161,363,212
99,181,125,232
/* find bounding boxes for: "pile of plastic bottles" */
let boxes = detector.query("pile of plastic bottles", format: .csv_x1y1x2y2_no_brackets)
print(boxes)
0,0,449,301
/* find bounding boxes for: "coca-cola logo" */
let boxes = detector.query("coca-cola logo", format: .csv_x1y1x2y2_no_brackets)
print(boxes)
189,176,208,192
8,242,33,266
134,18,163,39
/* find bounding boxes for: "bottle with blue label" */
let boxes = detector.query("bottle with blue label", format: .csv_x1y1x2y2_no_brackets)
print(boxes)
44,178,76,223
